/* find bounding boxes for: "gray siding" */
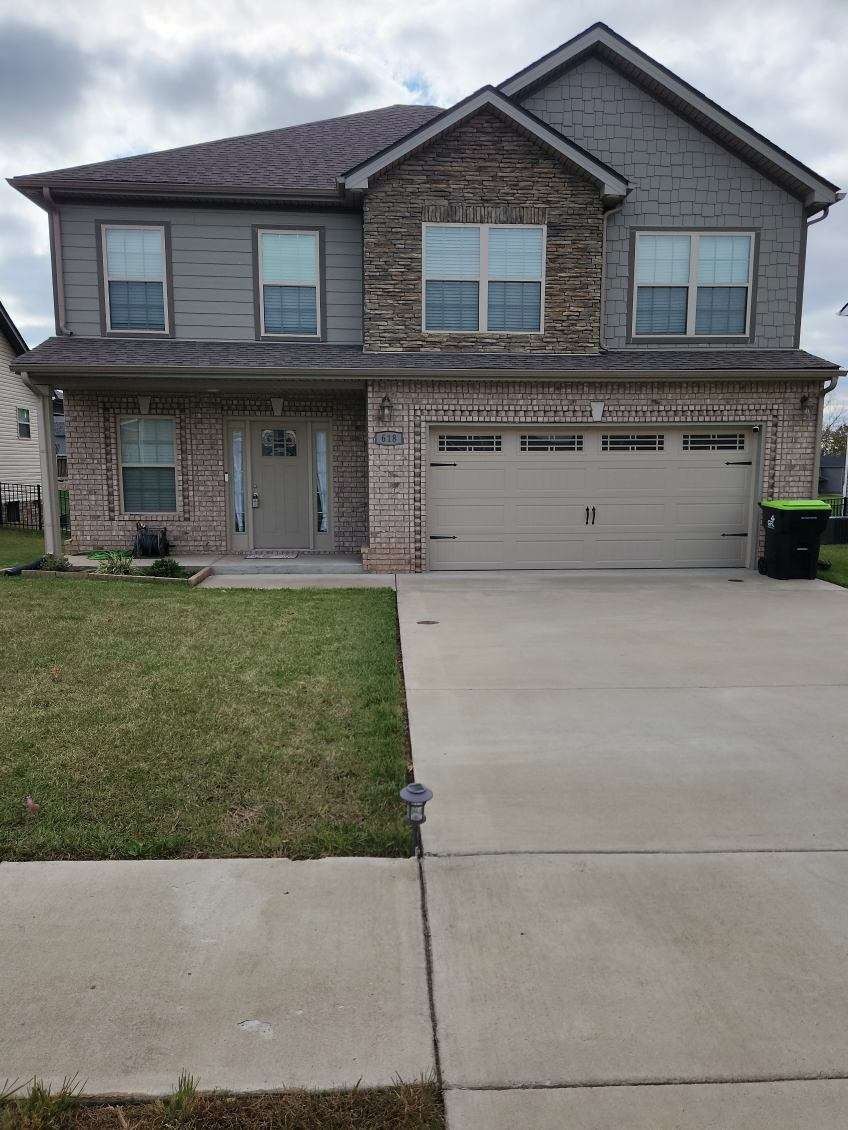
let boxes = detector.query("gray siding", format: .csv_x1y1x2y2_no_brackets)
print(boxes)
59,204,363,343
521,58,804,350
0,334,41,484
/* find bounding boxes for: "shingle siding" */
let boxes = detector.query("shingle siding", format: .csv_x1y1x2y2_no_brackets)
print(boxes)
521,57,805,350
60,203,363,344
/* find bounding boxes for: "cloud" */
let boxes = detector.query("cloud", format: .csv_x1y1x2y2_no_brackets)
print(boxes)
0,20,90,146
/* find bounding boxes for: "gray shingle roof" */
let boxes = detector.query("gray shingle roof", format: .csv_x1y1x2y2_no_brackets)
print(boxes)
11,336,840,376
10,105,443,195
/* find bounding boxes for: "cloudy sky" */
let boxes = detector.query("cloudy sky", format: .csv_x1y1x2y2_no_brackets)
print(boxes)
0,0,845,402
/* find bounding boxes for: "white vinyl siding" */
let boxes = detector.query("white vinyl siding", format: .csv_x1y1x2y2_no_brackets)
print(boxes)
423,223,545,333
103,225,168,333
0,334,41,484
633,232,753,338
258,230,320,337
119,417,177,512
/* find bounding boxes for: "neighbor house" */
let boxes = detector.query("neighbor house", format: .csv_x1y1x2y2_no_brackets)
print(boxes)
9,23,845,570
0,299,40,485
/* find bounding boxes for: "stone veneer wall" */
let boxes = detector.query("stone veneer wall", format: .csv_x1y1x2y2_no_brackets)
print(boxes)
362,107,604,353
65,388,367,554
361,377,822,573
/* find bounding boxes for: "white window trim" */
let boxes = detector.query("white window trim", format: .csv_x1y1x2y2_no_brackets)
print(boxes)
421,222,546,334
257,228,322,339
117,415,178,515
101,224,170,335
16,407,31,440
631,230,755,339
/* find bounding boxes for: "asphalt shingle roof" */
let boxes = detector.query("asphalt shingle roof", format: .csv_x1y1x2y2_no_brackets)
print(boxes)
11,105,444,194
11,336,840,375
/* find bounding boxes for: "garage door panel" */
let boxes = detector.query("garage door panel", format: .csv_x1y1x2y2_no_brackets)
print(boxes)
514,466,588,493
513,502,589,529
428,537,506,569
592,534,666,567
513,536,591,567
590,465,670,493
672,535,748,566
594,501,669,526
431,466,507,493
430,501,506,532
675,465,754,492
677,500,750,527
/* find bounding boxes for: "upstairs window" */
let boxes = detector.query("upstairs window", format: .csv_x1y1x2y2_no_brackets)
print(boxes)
633,232,753,338
16,407,31,439
258,230,320,337
423,224,544,333
119,417,176,512
103,225,168,333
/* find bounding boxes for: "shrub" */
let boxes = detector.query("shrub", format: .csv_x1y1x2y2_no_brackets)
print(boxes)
144,557,186,578
97,550,134,575
37,554,71,572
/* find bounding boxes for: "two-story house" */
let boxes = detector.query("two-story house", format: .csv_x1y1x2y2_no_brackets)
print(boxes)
9,23,844,572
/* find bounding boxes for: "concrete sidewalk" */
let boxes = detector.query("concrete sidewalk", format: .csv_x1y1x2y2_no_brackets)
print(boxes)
0,858,432,1096
396,570,848,1128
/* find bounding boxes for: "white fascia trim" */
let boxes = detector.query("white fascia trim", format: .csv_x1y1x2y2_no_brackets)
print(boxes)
499,27,840,208
341,88,629,200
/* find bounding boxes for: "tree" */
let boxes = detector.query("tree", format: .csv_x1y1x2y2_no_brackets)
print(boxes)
821,410,848,456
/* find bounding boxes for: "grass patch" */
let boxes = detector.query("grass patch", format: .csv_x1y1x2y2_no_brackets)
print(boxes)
819,543,848,588
0,580,410,860
0,1077,444,1129
0,529,44,569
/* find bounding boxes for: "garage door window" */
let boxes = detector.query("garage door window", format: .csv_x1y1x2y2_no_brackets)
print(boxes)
602,433,665,452
683,433,745,451
437,434,502,452
520,434,583,452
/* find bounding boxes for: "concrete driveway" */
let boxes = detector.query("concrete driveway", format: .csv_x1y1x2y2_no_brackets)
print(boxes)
397,570,848,1127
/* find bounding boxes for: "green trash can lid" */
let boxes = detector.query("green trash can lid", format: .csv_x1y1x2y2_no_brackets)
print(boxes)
759,498,832,511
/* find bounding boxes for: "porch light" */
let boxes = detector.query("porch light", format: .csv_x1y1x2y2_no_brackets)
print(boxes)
379,394,393,423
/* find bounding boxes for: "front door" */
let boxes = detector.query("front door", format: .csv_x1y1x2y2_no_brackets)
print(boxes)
251,421,310,549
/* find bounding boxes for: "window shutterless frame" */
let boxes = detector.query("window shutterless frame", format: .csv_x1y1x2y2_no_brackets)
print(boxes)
629,229,757,341
252,226,325,341
16,407,31,439
421,222,546,334
97,222,173,336
117,415,178,515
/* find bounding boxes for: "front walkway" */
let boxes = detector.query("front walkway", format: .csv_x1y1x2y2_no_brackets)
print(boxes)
396,569,848,1128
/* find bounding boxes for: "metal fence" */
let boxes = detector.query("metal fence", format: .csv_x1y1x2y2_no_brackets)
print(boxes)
821,496,847,518
0,482,71,534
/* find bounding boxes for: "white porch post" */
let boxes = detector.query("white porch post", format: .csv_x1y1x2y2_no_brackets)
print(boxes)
25,375,62,556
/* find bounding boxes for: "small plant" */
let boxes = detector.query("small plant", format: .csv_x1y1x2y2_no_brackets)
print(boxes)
0,1074,84,1129
144,557,186,578
160,1072,199,1127
97,550,134,575
37,554,71,572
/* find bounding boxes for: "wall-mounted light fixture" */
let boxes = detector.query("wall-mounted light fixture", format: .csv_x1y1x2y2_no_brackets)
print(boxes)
378,394,393,424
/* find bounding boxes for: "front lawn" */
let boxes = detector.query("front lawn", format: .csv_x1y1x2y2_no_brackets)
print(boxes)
0,580,410,860
819,543,848,588
0,528,44,569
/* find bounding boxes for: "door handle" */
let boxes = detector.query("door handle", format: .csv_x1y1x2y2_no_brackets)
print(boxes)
251,490,260,509
591,506,596,526
585,506,590,526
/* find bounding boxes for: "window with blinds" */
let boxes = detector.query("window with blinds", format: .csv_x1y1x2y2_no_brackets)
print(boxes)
119,417,177,512
103,226,168,332
633,232,753,337
423,224,544,332
259,230,320,336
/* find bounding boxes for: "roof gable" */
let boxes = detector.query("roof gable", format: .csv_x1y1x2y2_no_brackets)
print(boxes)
0,299,27,355
340,87,629,202
499,22,841,209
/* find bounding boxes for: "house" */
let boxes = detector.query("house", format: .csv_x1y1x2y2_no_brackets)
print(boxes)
0,299,40,485
8,22,845,570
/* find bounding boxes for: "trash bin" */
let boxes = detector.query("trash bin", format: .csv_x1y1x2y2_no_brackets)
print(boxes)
758,499,831,579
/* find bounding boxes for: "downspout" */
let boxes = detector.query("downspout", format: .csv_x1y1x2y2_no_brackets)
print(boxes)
599,196,627,350
42,187,69,335
22,371,63,556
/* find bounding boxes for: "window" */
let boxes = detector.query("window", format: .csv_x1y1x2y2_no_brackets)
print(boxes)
683,432,746,452
16,407,31,439
437,434,502,452
423,224,544,332
119,417,176,512
103,226,168,332
602,433,665,452
520,434,583,452
231,428,246,533
258,230,320,337
261,428,297,457
315,430,329,534
633,232,753,337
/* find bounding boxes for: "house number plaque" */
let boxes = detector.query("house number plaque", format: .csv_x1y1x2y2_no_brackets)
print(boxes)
373,430,405,446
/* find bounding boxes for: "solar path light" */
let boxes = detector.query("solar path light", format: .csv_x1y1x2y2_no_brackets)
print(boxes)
400,782,432,856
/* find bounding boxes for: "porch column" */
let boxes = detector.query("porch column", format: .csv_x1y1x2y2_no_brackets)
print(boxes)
25,375,62,556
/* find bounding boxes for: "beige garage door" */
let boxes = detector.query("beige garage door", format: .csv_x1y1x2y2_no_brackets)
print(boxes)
427,426,757,570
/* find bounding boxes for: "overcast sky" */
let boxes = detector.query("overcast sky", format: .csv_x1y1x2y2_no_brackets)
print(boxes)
0,0,845,403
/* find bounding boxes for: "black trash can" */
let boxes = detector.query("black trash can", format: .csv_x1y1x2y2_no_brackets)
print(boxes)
758,499,831,579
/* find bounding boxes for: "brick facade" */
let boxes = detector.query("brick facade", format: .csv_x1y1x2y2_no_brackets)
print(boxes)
362,107,604,354
361,377,822,572
65,388,367,554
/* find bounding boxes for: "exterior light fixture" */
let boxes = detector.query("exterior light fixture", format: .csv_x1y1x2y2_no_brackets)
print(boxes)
379,394,393,423
400,781,432,855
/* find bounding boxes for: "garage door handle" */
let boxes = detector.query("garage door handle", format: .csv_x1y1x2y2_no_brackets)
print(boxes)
585,506,590,525
591,506,596,525
430,535,457,540
430,462,457,467
725,460,752,465
721,532,749,537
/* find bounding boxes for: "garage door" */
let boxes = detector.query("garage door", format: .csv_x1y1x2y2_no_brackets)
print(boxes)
427,426,757,570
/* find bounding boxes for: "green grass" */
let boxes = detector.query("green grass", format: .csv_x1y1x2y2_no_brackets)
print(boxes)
819,543,848,588
1,1075,444,1129
0,529,45,569
0,579,411,861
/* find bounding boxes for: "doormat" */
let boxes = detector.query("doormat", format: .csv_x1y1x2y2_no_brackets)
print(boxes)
244,550,300,560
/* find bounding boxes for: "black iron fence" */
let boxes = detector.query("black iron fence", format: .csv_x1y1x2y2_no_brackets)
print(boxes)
0,482,71,534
